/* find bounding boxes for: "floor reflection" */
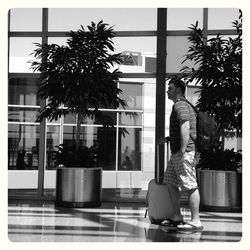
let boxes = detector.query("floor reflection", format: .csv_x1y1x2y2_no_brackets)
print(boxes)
8,201,242,242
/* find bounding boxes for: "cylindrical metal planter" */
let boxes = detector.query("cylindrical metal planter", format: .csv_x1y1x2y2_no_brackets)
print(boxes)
198,170,241,211
55,167,102,208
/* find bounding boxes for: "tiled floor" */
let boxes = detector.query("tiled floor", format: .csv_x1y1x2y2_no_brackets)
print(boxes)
8,201,242,242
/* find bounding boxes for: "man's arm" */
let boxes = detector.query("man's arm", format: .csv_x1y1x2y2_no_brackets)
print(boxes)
179,120,190,154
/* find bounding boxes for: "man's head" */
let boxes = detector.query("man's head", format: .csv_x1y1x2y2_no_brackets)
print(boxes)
167,77,186,101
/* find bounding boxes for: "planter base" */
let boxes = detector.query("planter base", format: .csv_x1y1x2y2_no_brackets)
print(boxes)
198,170,242,212
55,200,102,208
55,167,102,208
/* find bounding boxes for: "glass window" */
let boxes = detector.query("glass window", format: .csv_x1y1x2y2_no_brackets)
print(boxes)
119,82,143,110
8,78,40,106
143,81,156,127
8,107,39,123
48,37,68,46
145,56,156,72
9,8,42,31
96,127,117,171
9,37,42,73
48,8,157,31
94,112,117,125
113,37,156,73
8,124,40,170
166,36,198,73
64,114,76,124
119,112,142,126
186,86,200,106
48,37,156,74
208,8,240,30
64,112,117,125
63,126,116,170
167,8,203,30
46,125,60,170
141,127,155,172
118,128,142,171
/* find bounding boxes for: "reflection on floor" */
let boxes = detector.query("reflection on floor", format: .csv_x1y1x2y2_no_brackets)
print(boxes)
8,201,242,242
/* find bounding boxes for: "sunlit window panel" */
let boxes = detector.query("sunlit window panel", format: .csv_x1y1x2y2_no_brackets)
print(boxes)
186,86,200,106
48,37,156,74
119,82,143,110
167,8,203,30
9,8,42,31
48,37,68,46
113,37,156,73
141,127,155,172
118,127,142,171
166,36,197,73
8,78,40,106
143,81,156,111
8,124,40,170
119,112,142,126
9,37,42,73
208,8,241,30
120,79,156,127
48,8,157,31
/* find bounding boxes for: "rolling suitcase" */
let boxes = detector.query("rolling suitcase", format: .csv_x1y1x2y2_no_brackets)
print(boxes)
145,138,174,224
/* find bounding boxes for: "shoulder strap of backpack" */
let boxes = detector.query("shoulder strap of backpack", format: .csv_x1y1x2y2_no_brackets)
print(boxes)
176,98,198,144
177,98,199,114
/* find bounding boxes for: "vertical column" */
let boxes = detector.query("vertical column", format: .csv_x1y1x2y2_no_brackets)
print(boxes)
37,8,48,197
203,8,208,43
8,10,10,73
155,8,167,180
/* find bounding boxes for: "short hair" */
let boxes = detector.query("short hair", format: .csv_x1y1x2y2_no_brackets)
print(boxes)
168,76,186,94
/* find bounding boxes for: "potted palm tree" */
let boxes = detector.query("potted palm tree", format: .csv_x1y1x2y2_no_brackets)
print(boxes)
181,11,242,211
31,21,127,207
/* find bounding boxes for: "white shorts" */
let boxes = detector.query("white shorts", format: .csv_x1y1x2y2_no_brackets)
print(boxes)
163,151,199,191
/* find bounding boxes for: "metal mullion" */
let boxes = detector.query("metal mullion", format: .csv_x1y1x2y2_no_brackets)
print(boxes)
8,121,39,126
155,8,167,180
207,30,238,35
46,30,157,37
115,112,119,174
113,31,157,37
8,104,40,109
59,116,64,145
115,82,120,174
121,73,155,78
166,30,194,36
118,109,143,113
203,8,208,39
37,8,48,198
8,32,43,37
11,29,236,38
166,29,237,36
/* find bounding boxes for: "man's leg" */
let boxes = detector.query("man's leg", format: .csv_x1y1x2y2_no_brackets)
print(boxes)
167,183,183,221
187,188,201,226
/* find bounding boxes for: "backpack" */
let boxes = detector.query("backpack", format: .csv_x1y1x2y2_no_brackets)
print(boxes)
183,99,220,153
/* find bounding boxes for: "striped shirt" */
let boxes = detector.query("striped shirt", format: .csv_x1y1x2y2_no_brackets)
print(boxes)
170,98,197,154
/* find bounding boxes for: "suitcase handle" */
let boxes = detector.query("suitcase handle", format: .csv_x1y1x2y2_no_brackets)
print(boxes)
156,137,170,183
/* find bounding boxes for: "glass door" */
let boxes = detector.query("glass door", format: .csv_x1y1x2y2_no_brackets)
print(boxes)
8,77,41,195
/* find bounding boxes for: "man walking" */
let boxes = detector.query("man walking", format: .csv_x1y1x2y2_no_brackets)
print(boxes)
159,77,203,231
